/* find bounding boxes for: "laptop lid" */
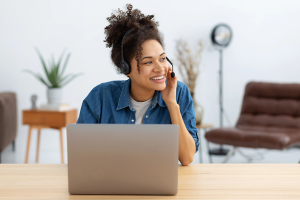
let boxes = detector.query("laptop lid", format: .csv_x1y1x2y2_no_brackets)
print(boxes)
67,124,179,195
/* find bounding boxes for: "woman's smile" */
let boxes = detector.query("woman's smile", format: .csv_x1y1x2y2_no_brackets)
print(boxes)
150,74,165,83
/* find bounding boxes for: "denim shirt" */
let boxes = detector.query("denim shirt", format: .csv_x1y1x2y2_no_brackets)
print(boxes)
77,78,200,153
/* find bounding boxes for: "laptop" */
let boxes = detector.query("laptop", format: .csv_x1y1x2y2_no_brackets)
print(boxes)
66,124,179,195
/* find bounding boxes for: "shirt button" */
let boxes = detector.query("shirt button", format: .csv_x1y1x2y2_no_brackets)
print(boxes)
131,119,134,122
145,115,148,118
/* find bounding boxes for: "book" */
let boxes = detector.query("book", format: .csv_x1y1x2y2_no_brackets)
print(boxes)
39,103,71,111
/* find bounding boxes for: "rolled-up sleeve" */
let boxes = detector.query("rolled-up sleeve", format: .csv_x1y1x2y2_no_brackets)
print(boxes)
178,84,200,153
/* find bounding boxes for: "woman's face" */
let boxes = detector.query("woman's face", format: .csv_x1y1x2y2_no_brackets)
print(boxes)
128,39,169,91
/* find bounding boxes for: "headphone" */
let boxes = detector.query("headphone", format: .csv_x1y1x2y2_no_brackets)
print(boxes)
120,29,175,78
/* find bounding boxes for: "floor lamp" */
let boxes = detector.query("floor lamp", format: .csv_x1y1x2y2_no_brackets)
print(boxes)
209,24,233,156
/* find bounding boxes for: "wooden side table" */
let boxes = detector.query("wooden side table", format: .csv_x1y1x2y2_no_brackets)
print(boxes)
196,123,213,163
22,109,77,164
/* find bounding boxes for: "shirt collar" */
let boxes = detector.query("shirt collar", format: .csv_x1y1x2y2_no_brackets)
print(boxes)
151,90,167,108
116,79,167,110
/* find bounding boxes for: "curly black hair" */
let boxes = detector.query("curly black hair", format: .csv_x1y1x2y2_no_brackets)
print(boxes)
103,4,165,74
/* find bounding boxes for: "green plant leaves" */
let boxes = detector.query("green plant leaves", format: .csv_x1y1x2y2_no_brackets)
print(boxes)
22,48,83,88
60,52,71,77
22,69,50,87
60,73,84,87
56,48,67,76
34,47,51,83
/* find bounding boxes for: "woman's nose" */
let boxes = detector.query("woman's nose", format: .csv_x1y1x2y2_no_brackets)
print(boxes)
153,61,166,73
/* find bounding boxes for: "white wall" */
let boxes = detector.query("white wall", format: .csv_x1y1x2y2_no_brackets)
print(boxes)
1,0,300,157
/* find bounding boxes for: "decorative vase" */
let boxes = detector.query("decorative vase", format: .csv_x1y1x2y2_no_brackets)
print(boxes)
194,101,204,125
47,88,62,104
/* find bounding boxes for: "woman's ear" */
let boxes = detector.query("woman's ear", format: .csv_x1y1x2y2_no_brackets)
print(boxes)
128,57,137,78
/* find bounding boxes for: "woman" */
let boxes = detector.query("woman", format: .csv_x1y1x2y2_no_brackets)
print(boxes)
77,4,199,166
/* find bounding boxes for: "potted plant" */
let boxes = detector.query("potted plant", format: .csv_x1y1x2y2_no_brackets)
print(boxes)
174,39,203,125
23,48,83,104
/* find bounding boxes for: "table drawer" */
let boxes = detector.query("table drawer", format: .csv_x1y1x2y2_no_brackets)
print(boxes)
22,109,77,127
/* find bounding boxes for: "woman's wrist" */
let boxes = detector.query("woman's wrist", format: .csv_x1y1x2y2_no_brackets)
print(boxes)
166,102,179,111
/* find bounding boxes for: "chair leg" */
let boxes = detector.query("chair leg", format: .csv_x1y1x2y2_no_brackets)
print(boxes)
12,140,15,152
206,140,213,163
222,147,236,163
236,148,254,162
198,129,202,163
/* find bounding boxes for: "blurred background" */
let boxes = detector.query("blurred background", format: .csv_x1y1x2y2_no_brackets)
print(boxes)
1,0,300,164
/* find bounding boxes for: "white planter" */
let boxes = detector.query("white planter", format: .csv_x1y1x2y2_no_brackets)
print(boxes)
194,101,204,125
47,88,63,104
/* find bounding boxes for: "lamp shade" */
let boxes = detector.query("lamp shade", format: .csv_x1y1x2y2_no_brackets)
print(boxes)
211,24,232,48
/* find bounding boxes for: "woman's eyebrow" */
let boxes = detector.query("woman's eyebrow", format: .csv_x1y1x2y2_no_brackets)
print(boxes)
141,52,165,61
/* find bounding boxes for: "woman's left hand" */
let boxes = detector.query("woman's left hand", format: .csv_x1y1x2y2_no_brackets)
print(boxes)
160,65,178,106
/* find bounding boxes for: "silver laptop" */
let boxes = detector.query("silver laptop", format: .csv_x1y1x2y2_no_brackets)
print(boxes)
67,124,179,195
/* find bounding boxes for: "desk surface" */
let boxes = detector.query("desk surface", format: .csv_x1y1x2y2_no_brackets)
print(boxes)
0,164,299,199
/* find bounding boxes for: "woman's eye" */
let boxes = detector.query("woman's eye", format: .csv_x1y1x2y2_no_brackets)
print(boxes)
144,58,165,64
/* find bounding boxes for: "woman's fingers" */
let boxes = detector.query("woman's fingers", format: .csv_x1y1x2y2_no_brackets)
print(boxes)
167,65,172,80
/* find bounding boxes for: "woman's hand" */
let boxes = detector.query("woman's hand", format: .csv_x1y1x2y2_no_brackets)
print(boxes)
160,65,178,106
161,65,195,165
